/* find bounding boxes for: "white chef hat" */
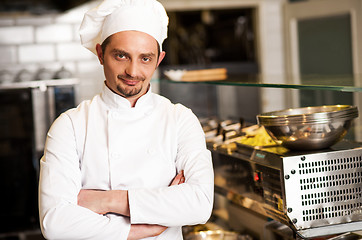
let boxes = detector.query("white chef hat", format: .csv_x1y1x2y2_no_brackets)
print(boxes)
79,0,169,55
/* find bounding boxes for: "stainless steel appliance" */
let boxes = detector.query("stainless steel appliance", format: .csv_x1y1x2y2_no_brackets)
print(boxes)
0,79,77,233
212,140,362,239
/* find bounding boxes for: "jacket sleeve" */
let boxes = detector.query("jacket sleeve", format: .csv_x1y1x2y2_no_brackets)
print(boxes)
128,105,214,227
39,113,131,240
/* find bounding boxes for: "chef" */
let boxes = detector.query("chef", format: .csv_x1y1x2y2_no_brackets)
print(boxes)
38,0,214,239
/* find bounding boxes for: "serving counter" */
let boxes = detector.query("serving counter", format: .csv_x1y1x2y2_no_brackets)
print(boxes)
160,74,362,239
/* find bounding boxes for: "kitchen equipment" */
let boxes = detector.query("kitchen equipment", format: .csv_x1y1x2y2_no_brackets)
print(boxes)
0,70,14,84
212,139,362,239
35,68,54,80
257,105,358,150
15,69,33,82
0,80,77,232
185,230,252,240
54,66,73,79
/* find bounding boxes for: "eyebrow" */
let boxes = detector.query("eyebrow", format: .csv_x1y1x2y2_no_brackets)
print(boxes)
111,49,130,58
111,49,156,59
140,52,157,58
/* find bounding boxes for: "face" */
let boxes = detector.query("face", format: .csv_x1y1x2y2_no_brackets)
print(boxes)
96,31,165,104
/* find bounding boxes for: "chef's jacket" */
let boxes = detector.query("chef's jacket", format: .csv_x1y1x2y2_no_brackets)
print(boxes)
39,83,214,240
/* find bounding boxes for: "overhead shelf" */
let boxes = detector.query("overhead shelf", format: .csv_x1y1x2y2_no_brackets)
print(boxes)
160,74,362,92
0,78,79,90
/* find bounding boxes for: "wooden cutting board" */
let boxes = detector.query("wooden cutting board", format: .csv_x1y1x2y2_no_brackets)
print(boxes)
181,68,227,82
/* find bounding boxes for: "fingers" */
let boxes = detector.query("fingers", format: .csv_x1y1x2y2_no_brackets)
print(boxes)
170,172,180,186
152,225,168,237
177,170,185,184
179,171,185,184
170,170,185,186
128,224,167,239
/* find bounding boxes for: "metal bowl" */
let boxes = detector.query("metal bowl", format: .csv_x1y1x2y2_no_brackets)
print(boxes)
257,105,358,150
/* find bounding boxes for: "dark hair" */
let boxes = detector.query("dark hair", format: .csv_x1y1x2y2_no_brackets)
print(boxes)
101,35,112,55
100,34,161,59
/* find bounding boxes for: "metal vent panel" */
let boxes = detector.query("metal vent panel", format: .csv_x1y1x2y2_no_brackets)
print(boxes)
282,148,362,231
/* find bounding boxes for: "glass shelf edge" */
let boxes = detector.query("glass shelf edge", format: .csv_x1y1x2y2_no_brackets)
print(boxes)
158,79,362,92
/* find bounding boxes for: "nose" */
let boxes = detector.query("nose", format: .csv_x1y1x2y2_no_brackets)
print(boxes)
125,61,138,78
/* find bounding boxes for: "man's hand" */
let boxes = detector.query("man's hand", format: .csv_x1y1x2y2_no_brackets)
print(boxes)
170,170,185,186
77,170,185,239
127,224,168,240
127,170,185,240
78,189,129,216
78,170,185,215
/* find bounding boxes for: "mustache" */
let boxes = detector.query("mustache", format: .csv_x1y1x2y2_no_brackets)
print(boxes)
117,74,145,82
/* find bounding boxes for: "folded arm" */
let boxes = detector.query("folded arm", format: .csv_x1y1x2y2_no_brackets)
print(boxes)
39,114,132,240
77,170,185,215
126,107,214,227
77,171,186,240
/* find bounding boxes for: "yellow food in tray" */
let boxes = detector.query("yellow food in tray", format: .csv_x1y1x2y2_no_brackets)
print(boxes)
262,146,289,155
237,125,289,155
237,125,277,147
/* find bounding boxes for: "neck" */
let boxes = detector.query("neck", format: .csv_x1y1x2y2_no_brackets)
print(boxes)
105,81,150,108
128,95,139,108
129,84,151,107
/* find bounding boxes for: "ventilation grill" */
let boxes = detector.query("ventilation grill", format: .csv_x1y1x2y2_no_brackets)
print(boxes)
302,202,362,222
299,172,362,191
284,149,362,231
298,156,362,175
301,187,362,206
296,155,362,223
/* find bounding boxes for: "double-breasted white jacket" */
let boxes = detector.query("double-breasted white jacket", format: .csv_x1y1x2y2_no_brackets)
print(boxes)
39,83,214,239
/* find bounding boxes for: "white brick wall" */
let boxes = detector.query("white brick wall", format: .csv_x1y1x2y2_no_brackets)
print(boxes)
72,24,82,42
16,15,54,26
0,26,34,44
56,42,93,60
36,24,73,43
76,59,104,102
19,44,56,63
0,46,17,64
0,1,104,104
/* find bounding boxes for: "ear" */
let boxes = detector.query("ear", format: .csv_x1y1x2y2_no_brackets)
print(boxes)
96,44,104,65
156,51,166,68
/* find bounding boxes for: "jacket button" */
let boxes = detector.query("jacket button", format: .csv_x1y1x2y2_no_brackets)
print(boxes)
111,112,120,119
111,152,120,159
144,110,152,116
147,148,156,155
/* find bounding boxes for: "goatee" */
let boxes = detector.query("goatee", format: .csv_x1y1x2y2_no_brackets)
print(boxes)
116,74,145,97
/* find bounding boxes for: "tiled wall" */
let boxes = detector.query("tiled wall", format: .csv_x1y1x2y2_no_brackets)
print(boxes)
0,1,105,104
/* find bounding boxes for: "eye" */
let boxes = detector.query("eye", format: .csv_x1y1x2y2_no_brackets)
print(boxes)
116,54,126,59
142,57,151,62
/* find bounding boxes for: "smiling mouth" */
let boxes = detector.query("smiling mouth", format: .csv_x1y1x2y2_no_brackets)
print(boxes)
117,75,144,86
122,78,139,86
